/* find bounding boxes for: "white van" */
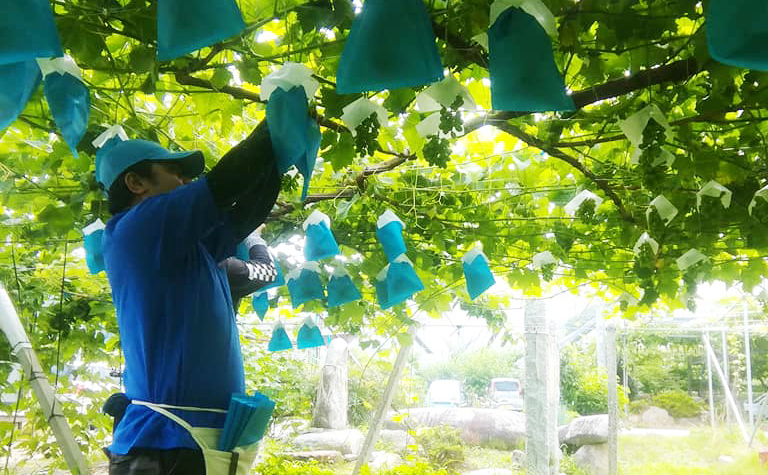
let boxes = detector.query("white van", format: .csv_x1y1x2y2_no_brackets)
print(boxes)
425,379,467,407
487,377,524,411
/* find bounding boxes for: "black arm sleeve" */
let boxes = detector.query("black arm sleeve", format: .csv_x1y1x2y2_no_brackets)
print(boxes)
219,244,277,302
206,120,282,242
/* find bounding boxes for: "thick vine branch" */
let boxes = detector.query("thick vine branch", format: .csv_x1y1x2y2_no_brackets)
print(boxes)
173,71,348,133
464,58,700,135
494,122,634,222
270,153,416,218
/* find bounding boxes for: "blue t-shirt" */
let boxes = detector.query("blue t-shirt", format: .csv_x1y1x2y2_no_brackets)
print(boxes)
103,178,245,454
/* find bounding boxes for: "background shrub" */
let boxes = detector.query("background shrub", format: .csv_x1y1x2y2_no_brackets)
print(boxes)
651,389,703,418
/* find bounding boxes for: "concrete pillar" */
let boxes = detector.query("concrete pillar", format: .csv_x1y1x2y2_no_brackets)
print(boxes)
606,322,618,475
525,300,561,475
312,338,349,429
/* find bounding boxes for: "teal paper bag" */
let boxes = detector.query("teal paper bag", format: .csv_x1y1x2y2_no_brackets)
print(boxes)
297,319,326,349
218,392,275,451
0,0,62,65
707,0,768,70
374,277,395,310
488,7,574,112
44,72,90,157
218,396,247,451
157,0,246,61
303,210,340,261
386,257,424,305
286,264,325,308
267,323,293,352
234,393,275,447
376,210,407,262
462,248,495,300
297,117,321,200
251,292,269,321
84,230,105,274
82,220,106,275
327,268,362,308
266,86,311,174
336,0,443,93
0,61,41,131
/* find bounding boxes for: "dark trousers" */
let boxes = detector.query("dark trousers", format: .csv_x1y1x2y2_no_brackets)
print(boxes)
106,448,205,475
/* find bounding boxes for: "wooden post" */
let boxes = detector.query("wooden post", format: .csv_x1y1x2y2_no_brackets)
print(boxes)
353,326,415,475
0,284,91,475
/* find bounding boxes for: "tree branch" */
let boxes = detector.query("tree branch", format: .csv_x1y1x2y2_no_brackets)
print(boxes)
494,122,634,222
464,58,700,134
269,153,416,218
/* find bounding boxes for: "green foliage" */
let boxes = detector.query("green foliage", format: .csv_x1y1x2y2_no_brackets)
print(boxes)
561,345,629,415
560,454,590,475
624,332,700,397
418,348,523,402
620,428,766,474
414,425,465,471
651,389,703,418
252,454,336,475
361,461,451,475
242,344,318,420
348,352,424,426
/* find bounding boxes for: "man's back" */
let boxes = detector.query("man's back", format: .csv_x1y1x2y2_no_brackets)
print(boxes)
103,178,244,454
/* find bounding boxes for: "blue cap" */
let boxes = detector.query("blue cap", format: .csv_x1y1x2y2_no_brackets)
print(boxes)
95,139,204,191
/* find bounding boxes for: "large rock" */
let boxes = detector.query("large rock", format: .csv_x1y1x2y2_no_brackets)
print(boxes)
559,414,609,447
368,451,403,471
271,418,311,441
641,406,673,427
574,443,609,475
377,429,415,452
313,338,349,429
293,428,364,455
283,450,343,463
385,408,525,449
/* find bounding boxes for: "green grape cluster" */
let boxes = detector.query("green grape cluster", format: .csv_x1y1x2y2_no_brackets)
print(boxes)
438,96,465,136
637,118,669,192
423,135,451,168
424,96,465,168
354,113,380,157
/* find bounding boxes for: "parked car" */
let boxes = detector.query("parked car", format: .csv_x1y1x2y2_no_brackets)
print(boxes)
488,377,524,411
425,379,467,407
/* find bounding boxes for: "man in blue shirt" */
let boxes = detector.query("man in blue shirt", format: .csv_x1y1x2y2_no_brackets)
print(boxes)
98,121,281,474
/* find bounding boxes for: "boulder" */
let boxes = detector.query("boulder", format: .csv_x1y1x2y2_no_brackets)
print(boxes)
270,418,311,441
559,414,609,447
377,429,415,452
283,450,343,463
385,408,525,449
641,406,673,427
368,451,403,471
293,428,365,455
511,449,526,465
574,443,609,475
